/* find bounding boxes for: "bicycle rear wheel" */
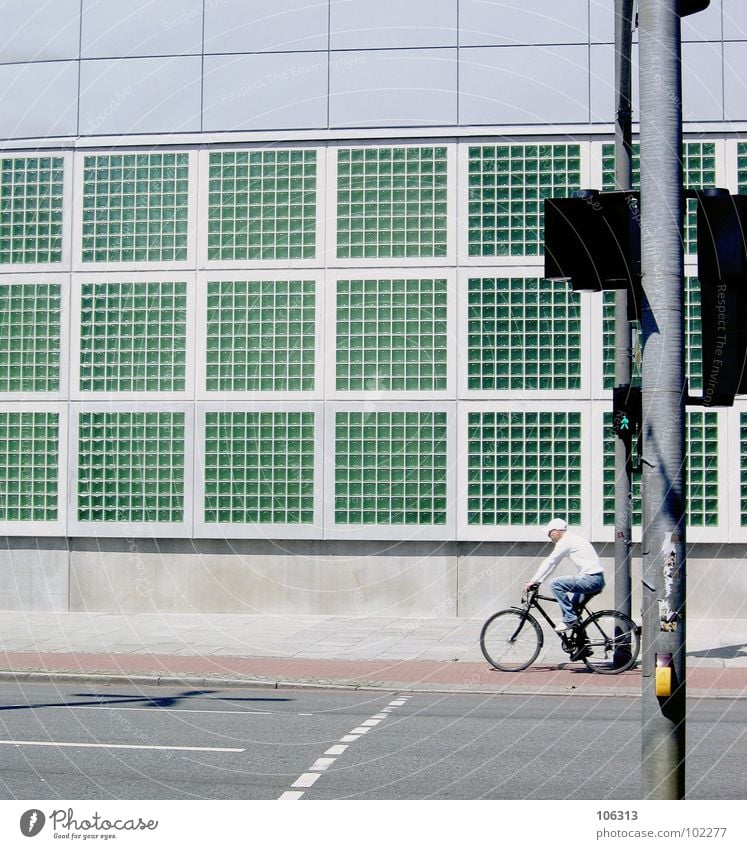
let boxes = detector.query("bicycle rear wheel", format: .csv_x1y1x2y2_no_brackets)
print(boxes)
581,610,640,674
480,609,543,671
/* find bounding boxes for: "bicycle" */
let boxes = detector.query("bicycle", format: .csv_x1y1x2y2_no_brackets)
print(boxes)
480,585,640,675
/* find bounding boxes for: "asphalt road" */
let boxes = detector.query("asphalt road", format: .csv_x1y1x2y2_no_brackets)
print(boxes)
0,682,743,800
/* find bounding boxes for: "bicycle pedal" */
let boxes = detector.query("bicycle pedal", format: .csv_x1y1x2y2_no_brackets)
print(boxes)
570,646,592,662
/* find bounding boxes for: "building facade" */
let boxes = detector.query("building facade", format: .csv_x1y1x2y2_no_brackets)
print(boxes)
1,1,746,620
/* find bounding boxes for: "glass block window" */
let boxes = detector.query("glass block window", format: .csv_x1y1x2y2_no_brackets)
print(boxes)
467,144,581,257
0,411,58,522
602,280,701,392
79,281,187,392
687,410,718,527
602,411,717,527
685,276,702,392
740,412,747,526
81,153,189,263
602,141,716,254
205,279,315,392
77,411,185,523
682,142,717,255
0,157,64,264
739,142,747,192
204,411,315,524
207,150,317,261
467,277,581,391
0,282,61,392
601,291,642,391
336,278,448,392
334,411,448,525
602,412,642,527
601,143,640,190
336,147,448,259
466,411,582,525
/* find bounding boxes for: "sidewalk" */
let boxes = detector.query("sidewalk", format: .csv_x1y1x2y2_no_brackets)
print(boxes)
0,611,745,698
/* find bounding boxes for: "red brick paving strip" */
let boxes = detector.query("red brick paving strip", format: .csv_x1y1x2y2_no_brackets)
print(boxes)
1,651,744,695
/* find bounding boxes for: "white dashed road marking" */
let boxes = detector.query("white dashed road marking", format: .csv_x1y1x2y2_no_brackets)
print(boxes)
291,773,321,788
279,695,412,800
0,740,245,753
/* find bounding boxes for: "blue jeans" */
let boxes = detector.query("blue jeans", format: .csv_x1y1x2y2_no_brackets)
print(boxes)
549,572,606,625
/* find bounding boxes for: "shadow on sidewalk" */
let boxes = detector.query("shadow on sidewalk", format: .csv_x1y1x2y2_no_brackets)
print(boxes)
687,643,747,660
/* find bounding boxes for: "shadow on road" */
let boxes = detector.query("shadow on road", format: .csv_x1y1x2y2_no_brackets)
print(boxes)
0,688,294,711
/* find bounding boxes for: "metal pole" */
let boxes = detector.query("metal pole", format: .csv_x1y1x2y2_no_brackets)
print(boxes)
638,0,688,800
614,0,635,623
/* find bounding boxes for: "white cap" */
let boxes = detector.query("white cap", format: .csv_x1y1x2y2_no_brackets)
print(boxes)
545,517,568,536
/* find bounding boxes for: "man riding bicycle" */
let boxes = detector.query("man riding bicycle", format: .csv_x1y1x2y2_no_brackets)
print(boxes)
523,517,606,632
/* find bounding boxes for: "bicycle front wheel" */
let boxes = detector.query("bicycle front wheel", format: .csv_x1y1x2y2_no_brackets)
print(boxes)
480,609,543,671
581,610,640,674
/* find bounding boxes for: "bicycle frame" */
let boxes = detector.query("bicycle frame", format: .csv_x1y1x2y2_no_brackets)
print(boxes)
520,588,594,633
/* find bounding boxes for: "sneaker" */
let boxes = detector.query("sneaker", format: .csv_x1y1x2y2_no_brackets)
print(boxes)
555,620,579,633
570,645,593,662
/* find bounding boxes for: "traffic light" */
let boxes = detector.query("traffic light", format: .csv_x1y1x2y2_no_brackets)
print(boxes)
612,385,642,468
678,0,710,16
544,190,641,319
694,189,747,406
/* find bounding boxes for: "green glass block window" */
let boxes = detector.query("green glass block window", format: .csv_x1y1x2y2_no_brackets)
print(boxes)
336,278,448,391
0,411,58,521
601,144,641,191
466,411,582,526
207,150,317,261
683,142,717,255
601,291,642,391
334,411,448,525
0,282,61,392
740,412,747,526
77,411,185,523
602,141,716,254
467,144,581,257
467,278,581,390
685,276,702,392
602,412,642,526
81,153,189,263
204,411,315,524
79,281,187,392
601,281,701,391
739,142,747,193
688,410,718,527
0,157,64,265
336,147,448,259
602,410,717,527
206,279,315,392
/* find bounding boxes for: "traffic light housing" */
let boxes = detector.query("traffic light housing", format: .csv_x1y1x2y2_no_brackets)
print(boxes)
678,0,710,16
544,190,641,319
694,189,747,407
612,385,642,468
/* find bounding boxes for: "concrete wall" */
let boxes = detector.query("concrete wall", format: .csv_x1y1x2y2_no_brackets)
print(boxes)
1,537,744,621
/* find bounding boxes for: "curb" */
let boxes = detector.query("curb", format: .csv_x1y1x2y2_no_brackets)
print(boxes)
0,668,741,699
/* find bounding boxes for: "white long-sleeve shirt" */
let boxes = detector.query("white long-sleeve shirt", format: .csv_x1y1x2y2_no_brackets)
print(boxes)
530,531,604,585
